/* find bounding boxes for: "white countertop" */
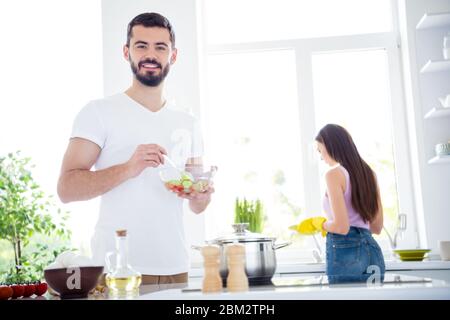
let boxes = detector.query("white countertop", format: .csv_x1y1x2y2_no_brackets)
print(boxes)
69,261,450,300
188,260,450,277
45,261,450,301
136,273,450,300
276,259,450,274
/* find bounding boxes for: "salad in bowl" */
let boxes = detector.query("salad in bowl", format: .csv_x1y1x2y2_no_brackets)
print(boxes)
159,164,217,194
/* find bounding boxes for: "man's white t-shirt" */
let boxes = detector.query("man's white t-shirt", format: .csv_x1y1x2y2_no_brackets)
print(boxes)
70,92,203,275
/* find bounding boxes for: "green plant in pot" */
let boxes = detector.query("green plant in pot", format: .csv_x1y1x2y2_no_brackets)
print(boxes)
0,151,71,283
234,198,265,233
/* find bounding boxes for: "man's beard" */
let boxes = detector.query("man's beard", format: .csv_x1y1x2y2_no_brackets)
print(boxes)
130,58,170,87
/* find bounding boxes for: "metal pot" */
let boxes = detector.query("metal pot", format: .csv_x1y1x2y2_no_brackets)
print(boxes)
193,223,290,284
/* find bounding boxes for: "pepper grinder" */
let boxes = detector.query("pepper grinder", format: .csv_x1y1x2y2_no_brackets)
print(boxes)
225,243,249,292
201,245,223,293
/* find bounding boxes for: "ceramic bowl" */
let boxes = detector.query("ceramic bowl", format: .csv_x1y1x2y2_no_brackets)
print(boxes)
44,266,104,299
159,165,217,194
435,142,450,156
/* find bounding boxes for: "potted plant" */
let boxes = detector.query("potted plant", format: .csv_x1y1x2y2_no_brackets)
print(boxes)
0,151,71,283
234,198,265,233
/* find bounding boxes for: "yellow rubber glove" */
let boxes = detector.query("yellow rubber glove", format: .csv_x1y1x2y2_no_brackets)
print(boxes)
289,217,327,237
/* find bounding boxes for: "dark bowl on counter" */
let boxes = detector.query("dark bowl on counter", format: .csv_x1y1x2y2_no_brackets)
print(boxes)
44,266,104,299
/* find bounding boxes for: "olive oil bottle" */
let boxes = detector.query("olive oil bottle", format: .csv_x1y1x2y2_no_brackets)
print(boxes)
105,230,142,298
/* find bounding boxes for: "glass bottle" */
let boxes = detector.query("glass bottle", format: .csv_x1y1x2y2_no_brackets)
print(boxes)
105,229,142,297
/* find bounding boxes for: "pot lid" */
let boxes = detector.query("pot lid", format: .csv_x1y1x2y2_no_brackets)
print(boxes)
209,223,276,243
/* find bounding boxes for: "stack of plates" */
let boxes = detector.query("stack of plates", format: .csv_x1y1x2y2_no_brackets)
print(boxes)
435,142,450,156
394,249,431,261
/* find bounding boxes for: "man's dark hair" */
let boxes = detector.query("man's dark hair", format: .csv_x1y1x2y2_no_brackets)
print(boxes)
126,12,175,48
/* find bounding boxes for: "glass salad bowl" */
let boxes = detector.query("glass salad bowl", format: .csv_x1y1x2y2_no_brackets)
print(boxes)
159,164,217,194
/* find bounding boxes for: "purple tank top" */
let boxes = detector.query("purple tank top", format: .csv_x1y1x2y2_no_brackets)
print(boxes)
323,165,370,230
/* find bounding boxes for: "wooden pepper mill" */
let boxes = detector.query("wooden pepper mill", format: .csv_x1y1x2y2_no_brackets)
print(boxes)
226,243,249,292
201,245,223,293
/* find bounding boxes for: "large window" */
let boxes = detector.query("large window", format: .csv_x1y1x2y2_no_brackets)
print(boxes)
204,0,393,44
204,50,305,243
201,0,416,260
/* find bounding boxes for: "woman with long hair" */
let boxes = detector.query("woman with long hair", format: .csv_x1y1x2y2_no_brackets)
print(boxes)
294,124,385,284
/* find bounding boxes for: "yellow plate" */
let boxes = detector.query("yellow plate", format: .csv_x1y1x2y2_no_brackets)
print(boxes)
398,257,426,261
394,249,431,261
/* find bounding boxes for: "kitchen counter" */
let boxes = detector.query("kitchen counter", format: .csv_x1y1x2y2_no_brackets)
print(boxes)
133,273,450,300
276,259,450,274
44,261,450,300
53,272,450,300
188,259,450,277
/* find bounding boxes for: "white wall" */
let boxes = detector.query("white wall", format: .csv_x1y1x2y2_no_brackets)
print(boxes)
0,0,103,253
101,0,206,259
398,0,450,255
101,0,202,114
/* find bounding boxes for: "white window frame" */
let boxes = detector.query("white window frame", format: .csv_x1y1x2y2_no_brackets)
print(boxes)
197,0,419,261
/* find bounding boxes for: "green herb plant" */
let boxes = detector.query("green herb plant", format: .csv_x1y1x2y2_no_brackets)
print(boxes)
234,198,265,233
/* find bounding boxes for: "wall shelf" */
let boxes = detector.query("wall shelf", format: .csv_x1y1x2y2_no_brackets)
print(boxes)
424,107,450,119
428,155,450,164
416,12,450,29
420,59,450,73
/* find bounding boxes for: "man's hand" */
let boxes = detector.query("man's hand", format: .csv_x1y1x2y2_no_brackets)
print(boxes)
173,184,215,213
125,144,167,178
174,185,215,201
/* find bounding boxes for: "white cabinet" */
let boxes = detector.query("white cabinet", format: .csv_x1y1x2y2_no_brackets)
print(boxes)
420,59,450,73
416,12,450,165
394,270,450,282
428,155,450,164
416,12,450,29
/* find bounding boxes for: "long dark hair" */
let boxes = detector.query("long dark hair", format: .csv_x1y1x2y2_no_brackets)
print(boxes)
315,124,379,223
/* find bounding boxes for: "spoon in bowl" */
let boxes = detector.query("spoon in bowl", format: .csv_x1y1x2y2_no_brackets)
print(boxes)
162,154,194,180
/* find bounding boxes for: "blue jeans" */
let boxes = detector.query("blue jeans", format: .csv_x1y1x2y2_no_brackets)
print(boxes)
326,226,385,284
